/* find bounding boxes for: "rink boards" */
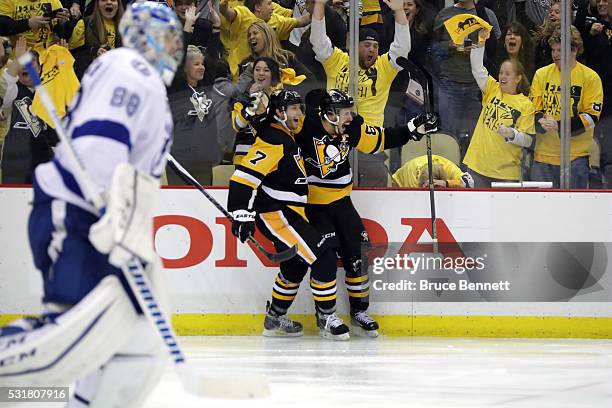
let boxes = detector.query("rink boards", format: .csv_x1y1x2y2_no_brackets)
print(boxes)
1,187,612,338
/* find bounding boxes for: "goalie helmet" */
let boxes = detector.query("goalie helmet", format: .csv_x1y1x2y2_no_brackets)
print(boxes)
119,1,184,86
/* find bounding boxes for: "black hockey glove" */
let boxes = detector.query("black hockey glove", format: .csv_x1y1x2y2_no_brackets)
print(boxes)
407,113,439,141
343,113,363,141
241,92,264,121
231,210,256,243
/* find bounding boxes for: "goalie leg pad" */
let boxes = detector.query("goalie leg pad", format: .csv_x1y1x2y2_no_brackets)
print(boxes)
0,275,140,386
67,318,166,408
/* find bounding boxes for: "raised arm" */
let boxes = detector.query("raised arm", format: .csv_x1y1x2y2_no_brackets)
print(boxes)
469,44,488,92
384,0,411,70
294,11,311,28
219,0,237,24
309,0,333,63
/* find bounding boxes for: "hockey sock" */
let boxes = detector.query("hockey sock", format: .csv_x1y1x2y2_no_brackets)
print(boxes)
344,256,370,311
310,278,337,315
270,272,300,315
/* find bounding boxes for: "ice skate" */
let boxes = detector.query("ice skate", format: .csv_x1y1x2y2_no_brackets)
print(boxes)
262,302,303,337
317,312,350,341
350,309,379,338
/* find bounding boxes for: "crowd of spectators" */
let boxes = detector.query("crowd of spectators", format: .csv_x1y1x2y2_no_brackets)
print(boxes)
0,0,609,188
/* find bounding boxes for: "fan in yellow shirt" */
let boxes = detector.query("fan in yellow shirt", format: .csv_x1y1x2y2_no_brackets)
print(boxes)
0,0,70,54
392,154,473,188
31,44,80,128
309,0,409,127
530,26,603,188
463,42,535,187
220,0,311,79
67,0,123,79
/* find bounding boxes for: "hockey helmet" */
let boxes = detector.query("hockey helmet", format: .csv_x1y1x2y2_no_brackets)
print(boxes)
319,89,354,133
268,89,304,114
267,89,304,131
319,89,354,115
119,1,184,86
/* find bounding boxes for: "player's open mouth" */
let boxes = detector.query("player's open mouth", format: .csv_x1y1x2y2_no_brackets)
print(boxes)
105,6,115,13
250,40,259,50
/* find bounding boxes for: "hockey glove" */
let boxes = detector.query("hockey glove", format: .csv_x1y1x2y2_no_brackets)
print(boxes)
241,92,264,121
407,113,439,141
461,172,474,188
231,209,256,243
343,113,363,139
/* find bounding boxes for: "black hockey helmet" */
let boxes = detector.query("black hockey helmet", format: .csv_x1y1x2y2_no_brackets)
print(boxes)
266,89,304,131
319,89,354,115
267,89,304,114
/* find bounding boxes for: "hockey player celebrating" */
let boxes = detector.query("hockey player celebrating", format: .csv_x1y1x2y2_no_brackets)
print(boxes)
228,89,351,341
0,2,183,406
297,89,438,337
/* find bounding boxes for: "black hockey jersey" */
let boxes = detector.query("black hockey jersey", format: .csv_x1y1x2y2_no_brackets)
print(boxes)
228,123,308,217
296,114,414,204
1,83,56,184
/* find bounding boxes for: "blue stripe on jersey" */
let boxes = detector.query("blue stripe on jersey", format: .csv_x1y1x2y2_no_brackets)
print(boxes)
72,120,132,150
53,160,84,199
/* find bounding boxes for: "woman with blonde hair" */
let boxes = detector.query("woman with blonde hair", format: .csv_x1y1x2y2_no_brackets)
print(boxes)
166,45,221,185
237,20,313,93
68,0,124,78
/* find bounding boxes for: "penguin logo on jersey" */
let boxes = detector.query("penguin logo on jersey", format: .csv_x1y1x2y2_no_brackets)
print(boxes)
307,135,350,178
13,97,46,138
294,149,308,185
188,91,212,121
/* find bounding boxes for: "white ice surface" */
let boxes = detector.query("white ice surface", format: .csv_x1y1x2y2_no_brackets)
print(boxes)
139,336,612,408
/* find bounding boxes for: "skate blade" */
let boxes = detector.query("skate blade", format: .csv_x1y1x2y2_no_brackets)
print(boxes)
319,330,350,341
262,329,303,337
351,324,379,338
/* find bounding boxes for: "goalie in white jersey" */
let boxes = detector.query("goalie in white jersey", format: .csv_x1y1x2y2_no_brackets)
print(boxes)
0,2,183,407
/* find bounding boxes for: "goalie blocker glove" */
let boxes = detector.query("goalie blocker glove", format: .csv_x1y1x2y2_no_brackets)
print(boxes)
231,209,256,243
407,113,439,140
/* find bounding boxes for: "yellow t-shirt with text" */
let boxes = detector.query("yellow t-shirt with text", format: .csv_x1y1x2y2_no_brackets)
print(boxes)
463,76,535,180
530,62,603,165
322,48,398,127
0,0,63,54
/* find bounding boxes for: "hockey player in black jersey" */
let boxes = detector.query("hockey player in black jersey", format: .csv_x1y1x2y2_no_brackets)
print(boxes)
228,89,351,340
297,88,439,337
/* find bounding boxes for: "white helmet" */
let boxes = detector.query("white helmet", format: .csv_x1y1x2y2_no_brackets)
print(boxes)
119,1,184,86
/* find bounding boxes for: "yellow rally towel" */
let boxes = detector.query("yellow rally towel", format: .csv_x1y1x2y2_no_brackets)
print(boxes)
280,68,306,86
31,45,80,128
443,13,492,45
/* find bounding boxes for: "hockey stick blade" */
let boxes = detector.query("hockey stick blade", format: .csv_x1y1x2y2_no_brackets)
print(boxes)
248,236,298,263
166,155,298,263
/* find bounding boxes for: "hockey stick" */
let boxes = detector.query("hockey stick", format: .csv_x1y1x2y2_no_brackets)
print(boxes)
397,57,438,253
19,53,270,399
166,155,298,263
